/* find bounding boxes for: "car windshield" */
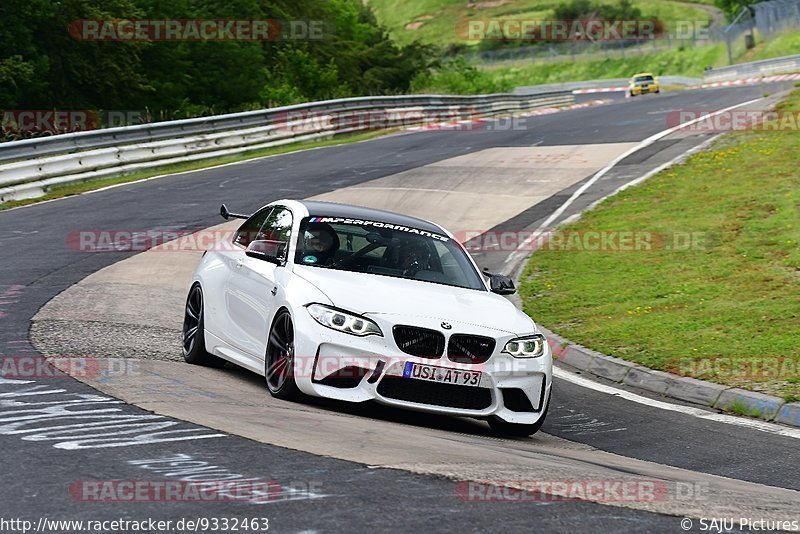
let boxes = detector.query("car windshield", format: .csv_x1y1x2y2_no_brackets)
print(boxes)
634,75,654,83
294,216,486,291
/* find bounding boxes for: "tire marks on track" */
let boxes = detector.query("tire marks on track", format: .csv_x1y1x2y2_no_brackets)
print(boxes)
547,406,628,436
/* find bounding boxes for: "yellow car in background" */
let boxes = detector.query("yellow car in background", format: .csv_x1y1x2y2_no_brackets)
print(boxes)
628,73,660,96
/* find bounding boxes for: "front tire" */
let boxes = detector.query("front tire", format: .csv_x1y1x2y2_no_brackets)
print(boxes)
488,397,550,437
265,309,303,401
182,284,226,368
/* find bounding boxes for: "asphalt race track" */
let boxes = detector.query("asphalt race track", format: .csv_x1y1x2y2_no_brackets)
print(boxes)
2,84,799,533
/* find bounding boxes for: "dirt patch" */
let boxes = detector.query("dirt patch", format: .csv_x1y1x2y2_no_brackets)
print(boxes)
406,14,434,30
469,0,509,9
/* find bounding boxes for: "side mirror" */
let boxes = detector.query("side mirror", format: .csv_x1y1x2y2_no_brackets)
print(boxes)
246,240,284,265
220,204,250,221
483,268,516,295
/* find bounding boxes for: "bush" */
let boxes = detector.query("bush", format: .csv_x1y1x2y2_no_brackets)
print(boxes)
410,57,511,95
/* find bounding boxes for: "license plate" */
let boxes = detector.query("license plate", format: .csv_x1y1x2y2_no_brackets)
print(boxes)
403,362,481,387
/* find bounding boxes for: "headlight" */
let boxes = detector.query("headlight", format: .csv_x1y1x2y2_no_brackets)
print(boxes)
502,334,546,358
306,304,383,337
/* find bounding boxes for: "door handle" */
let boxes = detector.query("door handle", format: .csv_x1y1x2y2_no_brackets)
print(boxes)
235,258,244,268
271,286,278,296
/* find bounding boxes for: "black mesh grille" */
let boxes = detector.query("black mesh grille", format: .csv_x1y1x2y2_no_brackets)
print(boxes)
393,326,445,359
377,378,492,410
447,335,496,364
501,388,535,412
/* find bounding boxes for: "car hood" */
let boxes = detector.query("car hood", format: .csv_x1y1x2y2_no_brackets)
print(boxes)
292,266,535,335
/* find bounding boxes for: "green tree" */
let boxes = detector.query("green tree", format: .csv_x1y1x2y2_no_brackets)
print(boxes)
714,0,759,19
0,0,148,109
1,0,435,119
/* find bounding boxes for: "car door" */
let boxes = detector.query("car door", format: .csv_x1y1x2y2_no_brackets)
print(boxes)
224,206,294,362
206,206,273,345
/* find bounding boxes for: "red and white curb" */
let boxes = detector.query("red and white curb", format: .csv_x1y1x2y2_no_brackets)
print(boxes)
572,87,628,94
518,99,608,116
690,73,800,89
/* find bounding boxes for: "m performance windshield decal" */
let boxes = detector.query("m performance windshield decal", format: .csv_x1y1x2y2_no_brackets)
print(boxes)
309,217,449,242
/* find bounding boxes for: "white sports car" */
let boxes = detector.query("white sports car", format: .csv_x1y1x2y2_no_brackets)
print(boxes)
182,200,552,436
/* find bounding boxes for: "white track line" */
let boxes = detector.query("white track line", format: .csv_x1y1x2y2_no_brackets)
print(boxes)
554,134,722,229
504,97,762,267
585,133,723,213
554,367,800,439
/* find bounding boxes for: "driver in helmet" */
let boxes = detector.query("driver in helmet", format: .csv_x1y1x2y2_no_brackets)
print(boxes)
301,222,339,266
400,241,431,276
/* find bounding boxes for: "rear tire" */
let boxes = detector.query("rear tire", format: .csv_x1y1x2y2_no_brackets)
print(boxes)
265,309,303,401
182,284,227,368
488,397,550,437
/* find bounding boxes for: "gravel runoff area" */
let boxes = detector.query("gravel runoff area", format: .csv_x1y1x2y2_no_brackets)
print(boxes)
31,319,182,362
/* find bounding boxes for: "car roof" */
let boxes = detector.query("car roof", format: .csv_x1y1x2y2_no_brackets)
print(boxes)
632,72,654,77
297,200,445,234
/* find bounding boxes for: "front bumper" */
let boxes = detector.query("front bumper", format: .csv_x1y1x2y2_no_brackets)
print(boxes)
631,85,658,95
291,306,552,425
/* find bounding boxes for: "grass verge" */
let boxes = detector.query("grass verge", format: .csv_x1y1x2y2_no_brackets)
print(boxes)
412,43,730,94
411,29,800,95
0,130,394,211
369,0,711,48
741,29,800,64
519,89,800,400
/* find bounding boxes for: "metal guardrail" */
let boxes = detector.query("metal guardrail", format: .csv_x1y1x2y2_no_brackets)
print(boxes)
704,53,800,81
0,92,574,203
0,95,529,164
515,79,631,95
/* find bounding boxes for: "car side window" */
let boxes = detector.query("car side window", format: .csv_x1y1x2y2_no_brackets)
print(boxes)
233,207,273,248
256,207,293,260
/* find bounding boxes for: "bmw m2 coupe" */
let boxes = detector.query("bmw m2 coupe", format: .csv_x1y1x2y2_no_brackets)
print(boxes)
182,200,552,436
